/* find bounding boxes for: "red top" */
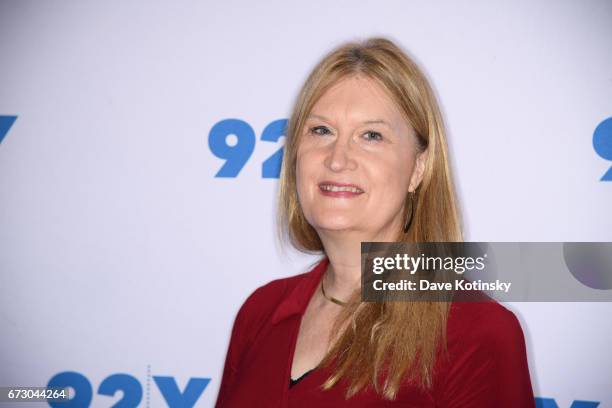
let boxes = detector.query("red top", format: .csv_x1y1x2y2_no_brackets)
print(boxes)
215,257,535,407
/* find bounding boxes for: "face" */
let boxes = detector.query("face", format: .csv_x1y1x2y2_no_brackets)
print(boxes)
296,74,427,240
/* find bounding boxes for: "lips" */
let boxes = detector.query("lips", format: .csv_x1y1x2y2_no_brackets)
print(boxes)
318,181,364,196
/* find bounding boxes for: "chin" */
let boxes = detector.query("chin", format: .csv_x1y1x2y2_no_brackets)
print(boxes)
310,217,358,232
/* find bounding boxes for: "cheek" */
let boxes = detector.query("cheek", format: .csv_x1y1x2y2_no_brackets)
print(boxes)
369,155,413,202
368,155,411,218
295,151,316,200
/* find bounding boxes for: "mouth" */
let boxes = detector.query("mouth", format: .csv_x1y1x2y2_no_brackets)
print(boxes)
318,181,365,196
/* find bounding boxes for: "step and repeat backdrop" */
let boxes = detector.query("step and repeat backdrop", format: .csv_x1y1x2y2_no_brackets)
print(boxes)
1,0,611,407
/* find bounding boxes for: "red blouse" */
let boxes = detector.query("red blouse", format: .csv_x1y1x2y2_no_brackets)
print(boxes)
215,257,535,407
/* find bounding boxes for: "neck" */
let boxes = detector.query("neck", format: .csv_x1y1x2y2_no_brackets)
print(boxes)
320,236,362,301
317,215,405,302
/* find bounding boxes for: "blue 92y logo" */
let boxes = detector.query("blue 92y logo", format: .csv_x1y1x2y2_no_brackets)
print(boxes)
208,118,287,178
593,117,612,181
47,370,210,407
0,115,17,144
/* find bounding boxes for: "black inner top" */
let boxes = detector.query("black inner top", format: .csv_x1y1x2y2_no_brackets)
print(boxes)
289,368,315,388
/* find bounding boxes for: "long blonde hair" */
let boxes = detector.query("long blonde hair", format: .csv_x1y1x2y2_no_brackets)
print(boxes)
276,37,463,400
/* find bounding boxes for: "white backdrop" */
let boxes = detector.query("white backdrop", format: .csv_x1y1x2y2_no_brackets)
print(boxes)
1,0,611,406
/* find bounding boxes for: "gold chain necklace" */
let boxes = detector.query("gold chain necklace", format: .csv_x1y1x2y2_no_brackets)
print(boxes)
320,272,348,307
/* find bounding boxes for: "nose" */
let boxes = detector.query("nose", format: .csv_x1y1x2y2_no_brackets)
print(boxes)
324,135,357,172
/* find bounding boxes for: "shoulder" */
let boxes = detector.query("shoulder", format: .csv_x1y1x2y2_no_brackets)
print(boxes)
237,271,307,318
232,260,321,331
435,299,535,405
442,298,530,379
447,300,524,351
447,298,526,347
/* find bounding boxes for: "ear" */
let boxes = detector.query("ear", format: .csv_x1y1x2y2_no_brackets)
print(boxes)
409,148,428,192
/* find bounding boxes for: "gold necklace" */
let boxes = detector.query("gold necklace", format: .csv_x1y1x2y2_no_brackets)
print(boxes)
320,273,348,307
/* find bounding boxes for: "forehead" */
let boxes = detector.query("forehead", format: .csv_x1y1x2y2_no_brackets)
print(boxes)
308,74,405,126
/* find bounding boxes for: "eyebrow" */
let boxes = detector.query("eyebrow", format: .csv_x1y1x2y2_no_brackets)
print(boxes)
306,113,392,128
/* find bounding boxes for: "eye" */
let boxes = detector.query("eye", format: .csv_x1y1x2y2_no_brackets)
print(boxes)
309,125,332,136
363,130,383,142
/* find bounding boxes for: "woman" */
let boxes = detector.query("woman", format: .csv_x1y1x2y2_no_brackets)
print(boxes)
215,37,535,407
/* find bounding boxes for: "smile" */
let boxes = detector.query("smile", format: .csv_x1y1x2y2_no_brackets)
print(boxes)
318,182,364,196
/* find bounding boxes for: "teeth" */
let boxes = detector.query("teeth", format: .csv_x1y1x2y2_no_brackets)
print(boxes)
320,184,363,193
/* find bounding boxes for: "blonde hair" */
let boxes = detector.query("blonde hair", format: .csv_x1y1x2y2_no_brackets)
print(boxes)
276,37,463,400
